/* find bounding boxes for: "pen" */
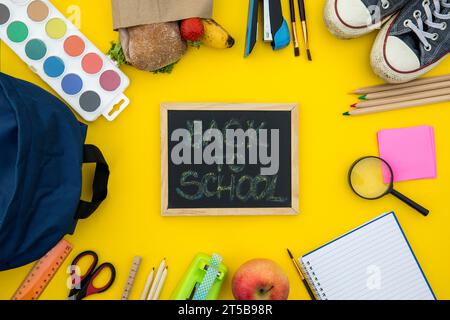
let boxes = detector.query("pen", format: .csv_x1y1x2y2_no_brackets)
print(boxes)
287,249,316,300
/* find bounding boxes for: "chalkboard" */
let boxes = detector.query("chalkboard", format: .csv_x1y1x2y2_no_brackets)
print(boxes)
161,103,299,216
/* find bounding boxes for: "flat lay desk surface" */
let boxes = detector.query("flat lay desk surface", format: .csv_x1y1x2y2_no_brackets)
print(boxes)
1,0,450,300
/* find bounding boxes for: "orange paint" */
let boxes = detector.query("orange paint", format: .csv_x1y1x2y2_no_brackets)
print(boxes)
64,35,85,57
82,52,103,74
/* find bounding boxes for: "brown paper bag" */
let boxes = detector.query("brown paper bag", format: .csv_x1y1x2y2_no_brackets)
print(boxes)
111,0,214,29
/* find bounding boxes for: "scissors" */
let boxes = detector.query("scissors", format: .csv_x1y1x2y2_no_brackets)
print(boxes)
68,251,116,300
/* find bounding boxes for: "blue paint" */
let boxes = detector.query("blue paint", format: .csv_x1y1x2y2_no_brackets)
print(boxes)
61,74,82,95
43,56,65,78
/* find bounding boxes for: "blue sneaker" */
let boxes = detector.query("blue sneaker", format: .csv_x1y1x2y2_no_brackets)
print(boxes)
372,0,450,82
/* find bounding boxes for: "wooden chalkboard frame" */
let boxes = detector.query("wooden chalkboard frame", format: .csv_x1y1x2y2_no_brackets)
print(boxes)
161,103,299,216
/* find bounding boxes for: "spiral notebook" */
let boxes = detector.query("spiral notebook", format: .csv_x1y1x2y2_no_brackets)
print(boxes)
300,213,436,300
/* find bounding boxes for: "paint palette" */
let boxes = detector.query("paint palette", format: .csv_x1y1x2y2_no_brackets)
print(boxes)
0,0,130,121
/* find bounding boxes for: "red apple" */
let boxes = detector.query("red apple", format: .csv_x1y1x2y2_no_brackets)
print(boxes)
232,259,290,300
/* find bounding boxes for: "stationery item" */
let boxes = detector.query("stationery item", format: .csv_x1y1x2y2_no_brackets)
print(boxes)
244,0,290,56
140,268,155,300
0,73,109,272
121,256,142,300
299,212,436,300
286,249,316,300
297,0,311,61
353,74,450,95
343,94,450,116
161,103,299,217
153,267,168,300
359,80,450,101
12,239,73,300
148,258,166,300
348,156,429,216
171,253,227,300
0,0,130,121
378,126,436,183
352,88,450,108
288,0,299,57
68,251,116,300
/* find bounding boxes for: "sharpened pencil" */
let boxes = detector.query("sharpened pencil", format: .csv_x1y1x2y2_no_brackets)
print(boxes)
344,94,450,116
353,74,450,95
287,249,316,300
152,267,168,300
360,80,450,100
140,268,155,300
353,87,450,108
147,258,165,300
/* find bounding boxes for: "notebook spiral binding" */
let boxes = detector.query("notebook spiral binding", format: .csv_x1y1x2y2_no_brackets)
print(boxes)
300,260,326,300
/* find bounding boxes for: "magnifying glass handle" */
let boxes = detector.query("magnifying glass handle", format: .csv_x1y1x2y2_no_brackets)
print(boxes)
391,189,429,216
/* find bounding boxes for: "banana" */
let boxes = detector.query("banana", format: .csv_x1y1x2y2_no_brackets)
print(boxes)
201,19,235,49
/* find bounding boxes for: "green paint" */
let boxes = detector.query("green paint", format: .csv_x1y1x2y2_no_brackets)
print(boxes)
7,21,28,43
25,39,47,60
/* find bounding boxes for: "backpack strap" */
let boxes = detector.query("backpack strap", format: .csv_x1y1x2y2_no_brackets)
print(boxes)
75,145,110,220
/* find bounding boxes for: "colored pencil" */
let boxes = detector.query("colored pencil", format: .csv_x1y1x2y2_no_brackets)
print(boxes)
147,258,166,300
359,80,450,100
353,74,450,95
287,249,316,300
152,267,168,300
297,0,312,61
140,268,155,300
352,88,450,108
344,94,450,116
289,0,300,57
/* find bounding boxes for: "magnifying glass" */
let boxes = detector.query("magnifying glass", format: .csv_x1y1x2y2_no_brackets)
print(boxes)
348,156,429,216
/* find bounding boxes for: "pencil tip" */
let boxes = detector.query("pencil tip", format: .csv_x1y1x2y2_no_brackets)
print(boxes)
350,103,357,108
294,47,300,57
358,95,366,100
343,112,350,116
287,248,294,259
307,50,312,61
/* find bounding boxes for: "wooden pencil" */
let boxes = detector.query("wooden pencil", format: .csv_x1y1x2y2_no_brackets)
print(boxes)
353,74,450,95
360,80,450,100
353,88,450,108
344,94,450,116
152,267,168,300
140,268,155,300
147,258,165,300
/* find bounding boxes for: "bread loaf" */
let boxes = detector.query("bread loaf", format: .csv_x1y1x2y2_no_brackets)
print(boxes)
120,22,187,72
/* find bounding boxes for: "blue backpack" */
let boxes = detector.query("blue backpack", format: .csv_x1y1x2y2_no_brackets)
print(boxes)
0,73,109,271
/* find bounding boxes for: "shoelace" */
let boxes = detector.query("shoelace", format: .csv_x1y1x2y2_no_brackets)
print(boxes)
404,0,450,51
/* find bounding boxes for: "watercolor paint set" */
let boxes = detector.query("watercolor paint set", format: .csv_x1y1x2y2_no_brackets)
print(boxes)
0,0,130,122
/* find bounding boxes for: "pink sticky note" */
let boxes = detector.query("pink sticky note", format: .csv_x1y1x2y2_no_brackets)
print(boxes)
377,126,437,183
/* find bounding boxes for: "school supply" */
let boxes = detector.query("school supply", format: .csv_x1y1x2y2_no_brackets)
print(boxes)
0,0,130,121
353,74,450,95
286,249,316,300
148,258,166,300
171,253,227,300
348,156,429,216
344,94,450,116
140,268,155,300
297,0,311,61
153,267,168,300
121,256,142,300
0,73,109,271
299,212,436,300
68,251,116,300
12,240,73,300
245,0,291,56
288,0,299,57
378,126,436,183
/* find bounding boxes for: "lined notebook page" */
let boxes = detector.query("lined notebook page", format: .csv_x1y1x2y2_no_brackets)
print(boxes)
300,213,435,300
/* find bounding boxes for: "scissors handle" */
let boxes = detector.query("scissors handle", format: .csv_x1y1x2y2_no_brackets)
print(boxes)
82,263,116,298
71,250,99,280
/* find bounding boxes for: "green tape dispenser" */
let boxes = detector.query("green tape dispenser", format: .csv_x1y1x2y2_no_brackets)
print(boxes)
171,253,227,300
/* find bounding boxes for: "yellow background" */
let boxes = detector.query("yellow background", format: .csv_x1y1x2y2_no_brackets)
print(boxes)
1,0,449,300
